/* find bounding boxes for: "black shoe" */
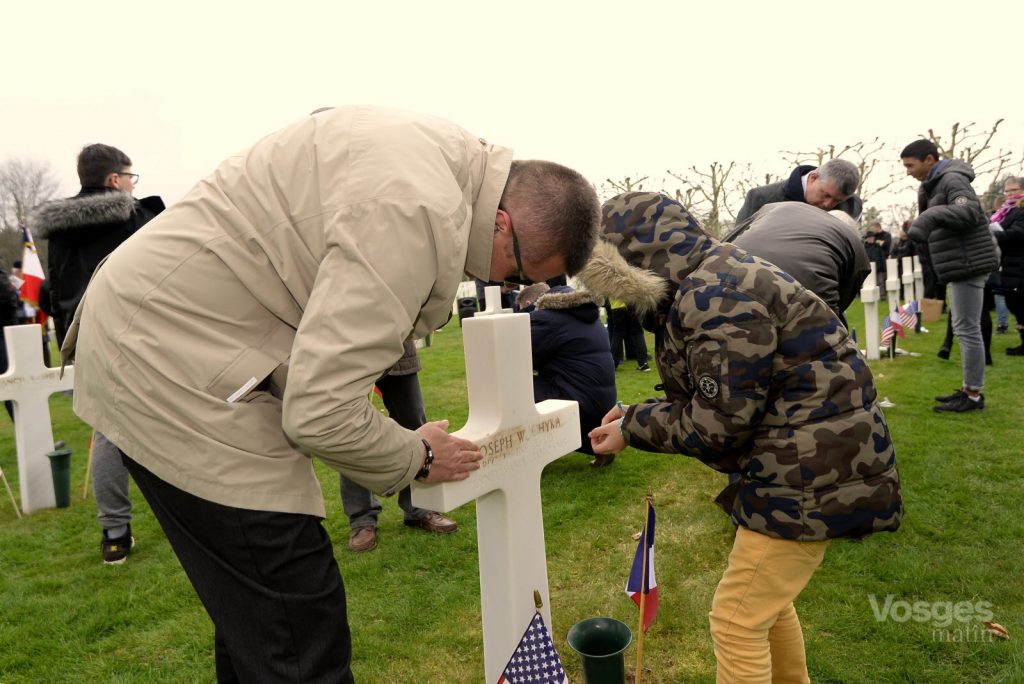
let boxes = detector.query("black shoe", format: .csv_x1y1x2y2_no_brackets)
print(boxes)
637,363,652,372
997,325,1008,334
101,526,135,565
937,347,951,360
1007,345,1024,356
934,389,965,403
933,393,984,413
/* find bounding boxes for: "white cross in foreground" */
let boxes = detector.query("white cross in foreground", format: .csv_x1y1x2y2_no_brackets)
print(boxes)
413,287,580,683
0,324,75,514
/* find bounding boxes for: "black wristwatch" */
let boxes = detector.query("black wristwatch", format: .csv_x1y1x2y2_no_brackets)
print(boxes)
414,439,434,481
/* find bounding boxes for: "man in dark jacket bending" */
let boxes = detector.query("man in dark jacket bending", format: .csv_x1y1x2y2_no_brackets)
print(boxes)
730,158,862,233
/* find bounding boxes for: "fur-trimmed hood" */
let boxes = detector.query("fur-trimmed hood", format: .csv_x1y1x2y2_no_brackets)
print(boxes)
32,190,139,238
534,287,604,311
575,192,718,316
517,285,604,323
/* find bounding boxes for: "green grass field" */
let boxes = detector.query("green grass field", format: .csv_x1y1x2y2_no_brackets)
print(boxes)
1,303,1022,683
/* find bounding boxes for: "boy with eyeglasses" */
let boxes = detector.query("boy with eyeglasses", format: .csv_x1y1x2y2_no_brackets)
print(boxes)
32,143,164,564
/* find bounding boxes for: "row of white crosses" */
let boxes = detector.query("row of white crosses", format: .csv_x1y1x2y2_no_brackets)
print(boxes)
0,324,75,514
860,256,925,360
2,289,583,683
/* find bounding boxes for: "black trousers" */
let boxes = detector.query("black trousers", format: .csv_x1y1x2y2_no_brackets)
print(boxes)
123,455,354,684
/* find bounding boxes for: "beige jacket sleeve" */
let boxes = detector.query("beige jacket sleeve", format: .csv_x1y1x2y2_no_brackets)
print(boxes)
281,199,462,495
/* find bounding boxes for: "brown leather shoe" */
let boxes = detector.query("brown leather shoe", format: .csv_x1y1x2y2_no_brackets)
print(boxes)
347,526,378,552
405,512,458,534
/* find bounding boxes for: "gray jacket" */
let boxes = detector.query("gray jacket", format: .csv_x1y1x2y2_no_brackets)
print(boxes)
728,203,870,326
907,160,998,284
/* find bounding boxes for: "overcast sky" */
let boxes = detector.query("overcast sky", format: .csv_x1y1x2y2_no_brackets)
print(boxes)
4,1,1021,220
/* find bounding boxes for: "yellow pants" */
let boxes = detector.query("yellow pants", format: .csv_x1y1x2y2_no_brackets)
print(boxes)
708,526,828,683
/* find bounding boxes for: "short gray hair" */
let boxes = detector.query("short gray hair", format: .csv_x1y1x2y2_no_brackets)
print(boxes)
818,159,860,197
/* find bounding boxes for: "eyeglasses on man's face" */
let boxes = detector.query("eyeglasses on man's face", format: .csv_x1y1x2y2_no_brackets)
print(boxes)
499,203,533,288
118,172,140,184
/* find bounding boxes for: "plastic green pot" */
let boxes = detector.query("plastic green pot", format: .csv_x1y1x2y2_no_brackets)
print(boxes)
566,617,633,683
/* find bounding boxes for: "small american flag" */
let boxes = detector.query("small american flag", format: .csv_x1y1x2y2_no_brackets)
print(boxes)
897,301,917,330
497,612,568,684
880,314,905,346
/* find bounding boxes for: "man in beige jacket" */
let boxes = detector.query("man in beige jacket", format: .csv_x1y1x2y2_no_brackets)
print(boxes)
64,105,599,682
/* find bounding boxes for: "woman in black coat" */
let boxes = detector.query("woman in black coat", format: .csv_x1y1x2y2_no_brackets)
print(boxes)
993,176,1024,355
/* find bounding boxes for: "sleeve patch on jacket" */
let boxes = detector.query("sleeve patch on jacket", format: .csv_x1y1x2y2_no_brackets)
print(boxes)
954,196,969,206
687,338,728,403
698,375,720,399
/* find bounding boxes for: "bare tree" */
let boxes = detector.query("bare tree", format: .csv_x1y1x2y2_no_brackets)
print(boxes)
781,139,899,202
600,174,650,200
0,158,61,273
0,159,60,231
667,161,736,237
918,119,1024,214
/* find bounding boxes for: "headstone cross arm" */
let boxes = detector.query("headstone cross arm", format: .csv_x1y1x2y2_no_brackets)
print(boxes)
0,324,75,513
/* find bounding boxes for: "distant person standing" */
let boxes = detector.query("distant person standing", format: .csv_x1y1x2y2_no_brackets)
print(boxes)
607,300,651,372
730,158,862,232
863,223,891,289
0,262,21,420
992,175,1024,355
901,139,998,413
32,143,165,563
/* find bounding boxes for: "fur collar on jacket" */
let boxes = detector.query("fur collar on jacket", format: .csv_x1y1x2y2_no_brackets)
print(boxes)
31,190,136,239
534,288,604,311
576,192,721,317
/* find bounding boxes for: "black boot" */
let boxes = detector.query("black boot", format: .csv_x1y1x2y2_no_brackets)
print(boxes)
1008,330,1024,356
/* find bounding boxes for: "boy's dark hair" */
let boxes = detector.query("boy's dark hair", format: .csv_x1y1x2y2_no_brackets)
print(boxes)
900,139,939,162
77,144,132,187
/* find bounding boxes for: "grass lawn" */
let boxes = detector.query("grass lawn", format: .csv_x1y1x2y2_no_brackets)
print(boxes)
1,303,1022,683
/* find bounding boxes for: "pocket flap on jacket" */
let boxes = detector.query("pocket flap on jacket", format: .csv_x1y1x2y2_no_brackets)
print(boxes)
207,347,284,403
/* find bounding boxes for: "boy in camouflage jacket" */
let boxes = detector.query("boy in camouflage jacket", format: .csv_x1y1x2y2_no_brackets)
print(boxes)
582,192,902,682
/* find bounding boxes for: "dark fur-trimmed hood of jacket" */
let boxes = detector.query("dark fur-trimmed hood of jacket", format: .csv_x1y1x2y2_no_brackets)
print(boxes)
31,191,137,238
576,192,719,316
534,288,604,311
534,288,603,323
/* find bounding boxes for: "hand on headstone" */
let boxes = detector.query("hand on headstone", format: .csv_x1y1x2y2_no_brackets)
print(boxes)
415,420,483,483
588,405,626,455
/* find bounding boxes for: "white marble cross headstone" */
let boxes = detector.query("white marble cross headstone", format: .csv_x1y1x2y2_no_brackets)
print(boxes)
860,263,881,361
912,255,925,307
0,324,75,514
885,257,901,316
413,286,581,683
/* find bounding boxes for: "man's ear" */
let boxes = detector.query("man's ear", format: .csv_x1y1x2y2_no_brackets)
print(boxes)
494,207,513,235
105,172,120,190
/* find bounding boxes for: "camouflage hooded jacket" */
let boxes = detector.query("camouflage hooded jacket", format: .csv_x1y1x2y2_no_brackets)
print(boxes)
577,192,902,541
